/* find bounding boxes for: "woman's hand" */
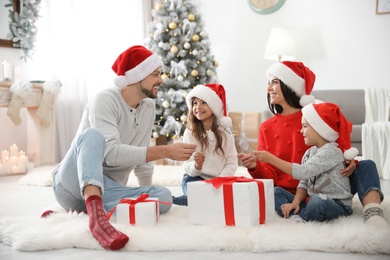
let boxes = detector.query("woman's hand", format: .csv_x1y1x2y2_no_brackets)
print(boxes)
237,153,257,169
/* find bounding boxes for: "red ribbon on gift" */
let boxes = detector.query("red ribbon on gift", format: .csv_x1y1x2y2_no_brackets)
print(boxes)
205,176,266,226
106,194,161,224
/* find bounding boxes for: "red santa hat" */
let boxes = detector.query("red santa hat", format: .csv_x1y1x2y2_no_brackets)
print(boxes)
266,61,316,106
186,84,232,128
112,45,163,88
302,102,359,160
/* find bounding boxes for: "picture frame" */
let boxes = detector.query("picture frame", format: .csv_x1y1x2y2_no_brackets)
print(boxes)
376,0,390,14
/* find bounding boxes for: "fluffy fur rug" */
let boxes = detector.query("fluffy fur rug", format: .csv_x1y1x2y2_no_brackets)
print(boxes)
2,165,389,254
1,200,390,253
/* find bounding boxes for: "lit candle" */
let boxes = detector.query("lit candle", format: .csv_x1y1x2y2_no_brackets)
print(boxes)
14,66,22,80
10,155,18,167
10,144,18,157
1,150,9,164
11,164,19,174
18,155,28,173
0,163,3,175
19,150,26,157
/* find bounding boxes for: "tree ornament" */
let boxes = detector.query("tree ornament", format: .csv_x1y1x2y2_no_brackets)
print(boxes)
192,49,198,56
200,31,206,38
180,114,188,122
214,60,219,67
162,100,170,108
169,22,177,30
192,34,199,42
155,2,163,11
170,45,178,53
184,42,191,49
191,69,199,77
158,41,164,48
206,69,213,76
161,73,169,81
152,132,159,138
188,13,195,21
201,56,207,62
177,75,184,81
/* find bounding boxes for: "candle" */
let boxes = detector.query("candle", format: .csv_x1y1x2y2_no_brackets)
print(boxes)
10,155,18,167
0,163,2,175
14,66,22,80
18,155,28,173
10,144,18,157
2,60,13,81
1,150,9,164
11,164,19,174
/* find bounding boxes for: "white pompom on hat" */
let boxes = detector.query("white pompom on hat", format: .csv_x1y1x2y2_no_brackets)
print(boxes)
266,61,316,106
302,102,359,160
186,84,232,128
112,45,163,88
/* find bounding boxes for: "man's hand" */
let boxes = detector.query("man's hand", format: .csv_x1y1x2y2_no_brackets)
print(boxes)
237,153,257,169
166,142,197,161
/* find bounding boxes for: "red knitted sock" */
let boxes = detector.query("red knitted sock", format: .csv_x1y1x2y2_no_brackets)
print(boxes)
86,195,129,250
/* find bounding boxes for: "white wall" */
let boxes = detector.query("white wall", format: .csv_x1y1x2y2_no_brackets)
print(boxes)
1,0,390,152
197,0,390,112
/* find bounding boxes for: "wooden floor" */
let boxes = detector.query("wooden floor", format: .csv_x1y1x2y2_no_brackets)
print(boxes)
1,173,389,260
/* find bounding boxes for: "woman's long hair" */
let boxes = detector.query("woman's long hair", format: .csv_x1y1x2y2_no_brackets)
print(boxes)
267,79,302,115
187,97,225,156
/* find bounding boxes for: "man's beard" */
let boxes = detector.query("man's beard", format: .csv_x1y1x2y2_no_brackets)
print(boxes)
140,84,157,99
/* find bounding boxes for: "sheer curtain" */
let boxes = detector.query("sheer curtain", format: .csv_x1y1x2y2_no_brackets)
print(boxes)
30,0,149,161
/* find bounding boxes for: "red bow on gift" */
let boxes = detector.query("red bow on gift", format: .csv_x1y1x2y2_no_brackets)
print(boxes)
205,176,266,226
106,194,161,224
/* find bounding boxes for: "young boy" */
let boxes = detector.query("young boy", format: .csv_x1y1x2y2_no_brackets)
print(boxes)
254,102,358,222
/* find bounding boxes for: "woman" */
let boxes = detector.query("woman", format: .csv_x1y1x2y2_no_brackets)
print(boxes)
238,61,386,226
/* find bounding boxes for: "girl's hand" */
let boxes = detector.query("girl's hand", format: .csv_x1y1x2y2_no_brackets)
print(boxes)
253,150,270,163
194,152,205,170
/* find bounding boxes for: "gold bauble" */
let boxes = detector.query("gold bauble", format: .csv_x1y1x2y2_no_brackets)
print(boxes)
155,2,163,11
214,60,219,67
192,34,199,42
188,13,195,21
161,73,169,81
191,69,199,77
170,45,178,54
169,22,177,30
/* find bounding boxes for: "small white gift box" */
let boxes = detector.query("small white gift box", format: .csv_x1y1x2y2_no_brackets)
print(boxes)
109,194,159,226
188,177,275,227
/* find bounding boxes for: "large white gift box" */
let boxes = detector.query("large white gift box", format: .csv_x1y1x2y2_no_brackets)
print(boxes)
188,177,275,227
109,195,159,226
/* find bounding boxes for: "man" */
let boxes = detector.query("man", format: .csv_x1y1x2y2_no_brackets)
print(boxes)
47,45,196,250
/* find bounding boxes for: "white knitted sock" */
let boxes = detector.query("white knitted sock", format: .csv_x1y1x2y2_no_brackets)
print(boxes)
363,203,388,227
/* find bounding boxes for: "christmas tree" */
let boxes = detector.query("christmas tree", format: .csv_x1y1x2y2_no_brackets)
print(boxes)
145,0,219,139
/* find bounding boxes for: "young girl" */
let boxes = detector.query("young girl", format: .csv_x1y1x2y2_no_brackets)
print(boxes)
255,102,357,222
172,84,238,206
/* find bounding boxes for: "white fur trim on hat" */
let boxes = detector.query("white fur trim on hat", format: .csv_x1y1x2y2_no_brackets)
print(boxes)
299,94,315,107
266,62,305,97
186,85,231,128
344,147,359,160
114,53,163,88
302,104,338,142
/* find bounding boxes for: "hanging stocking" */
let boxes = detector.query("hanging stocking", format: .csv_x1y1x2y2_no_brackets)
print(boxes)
7,80,32,125
37,80,62,127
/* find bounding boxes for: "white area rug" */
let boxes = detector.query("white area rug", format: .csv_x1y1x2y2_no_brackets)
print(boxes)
1,199,390,253
4,165,389,254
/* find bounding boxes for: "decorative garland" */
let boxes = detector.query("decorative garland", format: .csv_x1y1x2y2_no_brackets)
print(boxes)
6,0,41,61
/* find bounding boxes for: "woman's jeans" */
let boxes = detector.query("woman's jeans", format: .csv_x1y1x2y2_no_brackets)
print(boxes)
52,128,172,214
350,160,384,203
274,187,353,222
